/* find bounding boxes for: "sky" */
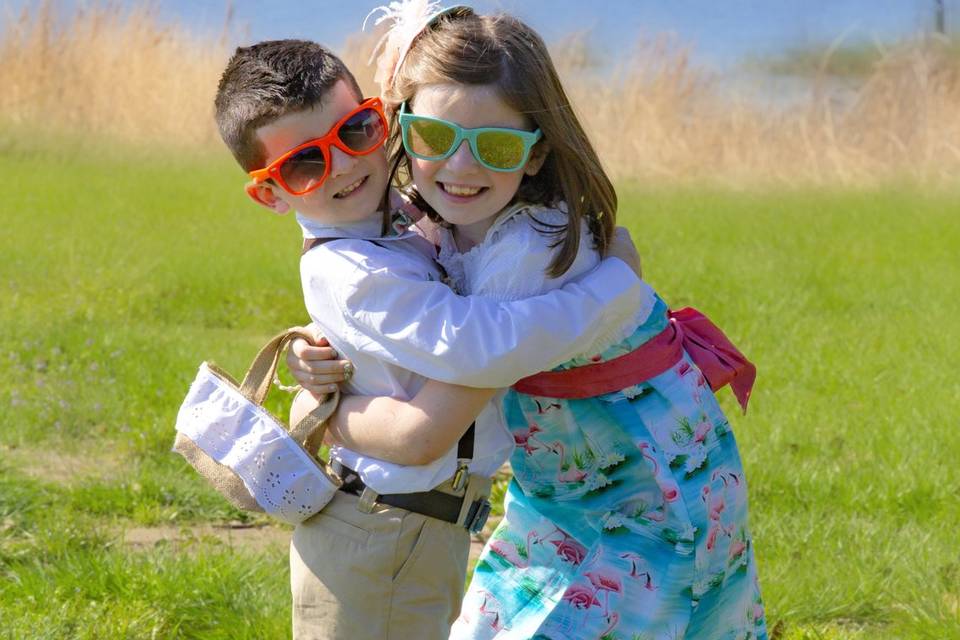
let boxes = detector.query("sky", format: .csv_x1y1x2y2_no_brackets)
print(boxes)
2,0,954,70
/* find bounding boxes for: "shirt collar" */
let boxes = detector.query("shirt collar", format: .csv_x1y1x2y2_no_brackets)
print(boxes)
296,209,417,242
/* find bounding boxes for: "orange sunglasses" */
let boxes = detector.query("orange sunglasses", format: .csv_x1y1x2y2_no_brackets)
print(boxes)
247,97,388,197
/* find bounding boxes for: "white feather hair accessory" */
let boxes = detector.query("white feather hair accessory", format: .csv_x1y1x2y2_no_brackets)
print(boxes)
364,0,465,97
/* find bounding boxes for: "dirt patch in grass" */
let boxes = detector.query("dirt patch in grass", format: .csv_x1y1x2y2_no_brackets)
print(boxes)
3,441,499,562
123,524,489,561
123,522,291,554
1,443,122,484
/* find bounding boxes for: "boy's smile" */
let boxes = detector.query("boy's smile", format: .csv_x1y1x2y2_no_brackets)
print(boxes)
248,80,389,226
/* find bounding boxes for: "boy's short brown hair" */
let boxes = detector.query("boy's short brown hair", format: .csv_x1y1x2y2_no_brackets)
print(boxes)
214,39,363,171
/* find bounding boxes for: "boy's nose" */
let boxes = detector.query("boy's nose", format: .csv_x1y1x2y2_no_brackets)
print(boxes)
328,145,359,179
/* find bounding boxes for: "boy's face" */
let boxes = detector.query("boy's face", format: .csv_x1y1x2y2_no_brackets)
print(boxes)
246,79,389,226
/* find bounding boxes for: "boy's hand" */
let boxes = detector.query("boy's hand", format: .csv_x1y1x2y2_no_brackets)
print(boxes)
286,331,354,396
608,226,642,278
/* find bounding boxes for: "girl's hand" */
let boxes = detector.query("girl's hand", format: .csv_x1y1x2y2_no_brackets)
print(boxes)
286,331,354,397
609,226,642,278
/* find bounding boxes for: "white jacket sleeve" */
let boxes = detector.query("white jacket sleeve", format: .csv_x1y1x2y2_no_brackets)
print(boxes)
313,244,648,387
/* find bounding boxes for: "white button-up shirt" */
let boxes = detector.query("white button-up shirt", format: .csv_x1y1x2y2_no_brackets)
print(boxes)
297,212,646,494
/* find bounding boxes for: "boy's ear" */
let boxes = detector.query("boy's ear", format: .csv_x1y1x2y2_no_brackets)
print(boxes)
245,180,291,215
524,141,550,177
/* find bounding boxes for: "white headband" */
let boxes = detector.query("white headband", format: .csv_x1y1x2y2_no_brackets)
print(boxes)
364,0,468,97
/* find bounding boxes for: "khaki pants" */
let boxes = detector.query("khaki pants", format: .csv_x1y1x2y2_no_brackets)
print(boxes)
290,489,470,640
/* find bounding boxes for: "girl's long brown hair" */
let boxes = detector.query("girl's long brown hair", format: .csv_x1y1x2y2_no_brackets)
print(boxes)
383,8,616,278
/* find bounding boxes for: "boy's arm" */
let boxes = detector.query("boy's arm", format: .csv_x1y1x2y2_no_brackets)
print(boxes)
289,380,492,466
340,382,494,466
306,244,652,388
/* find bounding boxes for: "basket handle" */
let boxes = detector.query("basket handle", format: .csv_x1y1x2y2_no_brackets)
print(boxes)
238,327,342,449
239,327,314,405
288,387,340,448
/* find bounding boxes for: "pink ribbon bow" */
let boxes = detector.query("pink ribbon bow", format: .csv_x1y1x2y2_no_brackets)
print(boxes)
669,307,755,412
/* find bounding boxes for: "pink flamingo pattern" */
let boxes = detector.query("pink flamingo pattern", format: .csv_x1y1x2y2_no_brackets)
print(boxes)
534,399,562,414
585,571,622,619
548,441,589,484
702,468,749,555
546,526,589,566
638,441,682,504
513,422,549,455
452,297,766,639
477,590,507,633
618,551,656,591
557,572,623,638
486,529,542,568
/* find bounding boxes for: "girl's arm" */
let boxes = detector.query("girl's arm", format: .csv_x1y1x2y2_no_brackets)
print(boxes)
289,226,645,396
302,241,648,389
292,380,495,466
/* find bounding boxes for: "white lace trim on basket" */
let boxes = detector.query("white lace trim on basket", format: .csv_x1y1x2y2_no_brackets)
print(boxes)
175,363,338,525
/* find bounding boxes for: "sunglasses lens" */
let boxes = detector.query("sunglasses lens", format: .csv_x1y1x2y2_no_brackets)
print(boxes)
406,118,456,158
339,108,386,152
476,130,527,170
279,146,326,194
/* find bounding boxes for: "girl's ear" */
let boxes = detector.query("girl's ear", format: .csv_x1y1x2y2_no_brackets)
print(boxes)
245,181,291,215
524,141,551,177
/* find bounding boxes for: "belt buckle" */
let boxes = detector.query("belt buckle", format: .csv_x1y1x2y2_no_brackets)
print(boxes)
464,498,491,534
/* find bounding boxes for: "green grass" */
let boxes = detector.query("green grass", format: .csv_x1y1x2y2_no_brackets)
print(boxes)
1,146,958,638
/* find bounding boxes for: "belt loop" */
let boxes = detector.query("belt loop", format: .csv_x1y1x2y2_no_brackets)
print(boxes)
356,486,378,513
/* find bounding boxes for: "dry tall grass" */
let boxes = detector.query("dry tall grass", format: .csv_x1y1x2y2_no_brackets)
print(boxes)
553,34,960,185
0,1,229,148
3,1,960,186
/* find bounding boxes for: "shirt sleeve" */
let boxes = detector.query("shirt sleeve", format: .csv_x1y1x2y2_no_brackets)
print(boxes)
470,209,601,301
305,241,647,387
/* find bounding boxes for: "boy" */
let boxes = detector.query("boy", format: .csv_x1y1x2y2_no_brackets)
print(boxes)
213,40,645,640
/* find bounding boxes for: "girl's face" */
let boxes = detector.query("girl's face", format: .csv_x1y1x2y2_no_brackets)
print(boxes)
408,83,546,241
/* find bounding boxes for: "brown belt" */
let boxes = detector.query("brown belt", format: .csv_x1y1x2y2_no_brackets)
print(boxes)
333,461,491,534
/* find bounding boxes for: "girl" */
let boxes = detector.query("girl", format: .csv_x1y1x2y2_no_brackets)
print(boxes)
294,4,767,639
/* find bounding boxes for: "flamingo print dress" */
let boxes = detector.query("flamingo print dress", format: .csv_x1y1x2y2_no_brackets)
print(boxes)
440,204,767,640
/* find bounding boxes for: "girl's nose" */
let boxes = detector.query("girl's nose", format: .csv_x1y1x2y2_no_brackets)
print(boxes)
328,145,359,179
444,139,479,172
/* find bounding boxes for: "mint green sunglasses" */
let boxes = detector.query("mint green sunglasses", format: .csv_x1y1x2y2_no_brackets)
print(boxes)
399,102,543,172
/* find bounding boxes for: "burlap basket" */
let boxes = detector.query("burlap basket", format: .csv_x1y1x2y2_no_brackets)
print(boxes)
173,327,342,525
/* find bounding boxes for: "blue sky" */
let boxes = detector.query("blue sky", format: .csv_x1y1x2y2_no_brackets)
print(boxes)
4,1,953,69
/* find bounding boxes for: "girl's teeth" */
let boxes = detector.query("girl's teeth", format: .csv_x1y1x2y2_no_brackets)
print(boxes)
443,184,482,196
336,178,364,197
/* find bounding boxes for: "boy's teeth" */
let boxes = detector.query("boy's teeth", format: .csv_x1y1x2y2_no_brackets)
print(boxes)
336,177,364,197
443,183,482,196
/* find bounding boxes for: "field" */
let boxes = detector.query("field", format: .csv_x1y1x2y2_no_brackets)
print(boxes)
2,2,960,639
1,147,958,639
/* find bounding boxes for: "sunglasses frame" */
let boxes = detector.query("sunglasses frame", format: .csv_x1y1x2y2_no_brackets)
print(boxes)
398,102,543,172
248,97,387,196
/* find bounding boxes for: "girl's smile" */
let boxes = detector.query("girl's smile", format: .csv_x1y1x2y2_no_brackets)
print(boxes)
439,183,486,198
409,83,546,249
